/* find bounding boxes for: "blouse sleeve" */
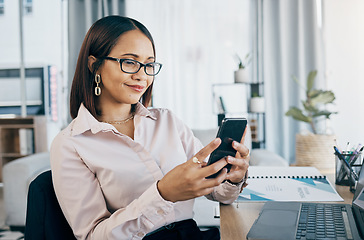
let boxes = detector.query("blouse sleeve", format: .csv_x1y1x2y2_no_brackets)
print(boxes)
50,132,175,240
205,179,245,204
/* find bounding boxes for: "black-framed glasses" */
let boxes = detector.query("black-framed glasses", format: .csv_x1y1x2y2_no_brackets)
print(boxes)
102,57,163,76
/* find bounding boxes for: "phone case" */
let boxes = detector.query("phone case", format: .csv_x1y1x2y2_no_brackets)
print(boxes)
206,118,247,178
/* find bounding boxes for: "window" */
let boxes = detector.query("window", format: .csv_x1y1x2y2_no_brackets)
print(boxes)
126,0,254,129
0,67,45,115
0,0,4,16
24,0,32,15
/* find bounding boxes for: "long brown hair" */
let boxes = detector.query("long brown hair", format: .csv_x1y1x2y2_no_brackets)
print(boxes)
70,16,156,119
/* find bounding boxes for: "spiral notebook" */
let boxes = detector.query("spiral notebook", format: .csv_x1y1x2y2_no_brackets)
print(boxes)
238,166,343,202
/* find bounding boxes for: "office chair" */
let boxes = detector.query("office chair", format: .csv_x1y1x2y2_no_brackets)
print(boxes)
25,170,76,240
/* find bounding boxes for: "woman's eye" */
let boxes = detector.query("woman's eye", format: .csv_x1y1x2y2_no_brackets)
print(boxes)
124,60,137,66
146,63,155,69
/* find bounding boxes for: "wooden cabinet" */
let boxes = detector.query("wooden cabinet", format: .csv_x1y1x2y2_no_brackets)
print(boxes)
0,116,47,181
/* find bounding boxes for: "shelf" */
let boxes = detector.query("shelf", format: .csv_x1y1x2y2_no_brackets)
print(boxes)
0,116,47,181
0,117,34,125
0,124,35,129
212,82,266,149
1,153,28,158
249,112,265,115
212,82,264,86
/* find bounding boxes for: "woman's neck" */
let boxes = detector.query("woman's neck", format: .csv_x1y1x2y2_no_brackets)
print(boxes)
98,103,136,139
97,103,134,122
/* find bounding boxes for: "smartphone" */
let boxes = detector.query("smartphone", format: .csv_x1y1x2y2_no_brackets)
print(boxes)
206,118,247,178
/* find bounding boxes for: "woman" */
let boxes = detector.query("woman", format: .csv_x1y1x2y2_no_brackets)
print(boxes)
50,16,249,240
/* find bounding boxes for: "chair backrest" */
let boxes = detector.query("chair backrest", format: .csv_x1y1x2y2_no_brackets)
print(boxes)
25,170,76,240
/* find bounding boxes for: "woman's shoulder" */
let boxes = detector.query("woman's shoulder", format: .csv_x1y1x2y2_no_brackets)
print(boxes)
51,120,75,146
147,107,181,122
147,108,191,132
148,107,174,116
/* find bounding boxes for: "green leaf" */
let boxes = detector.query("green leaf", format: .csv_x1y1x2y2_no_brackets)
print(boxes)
306,70,317,92
307,89,321,98
285,107,312,123
312,110,338,119
311,91,335,105
287,70,338,133
303,102,319,114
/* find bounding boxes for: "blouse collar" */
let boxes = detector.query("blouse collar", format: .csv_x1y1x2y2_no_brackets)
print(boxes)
71,102,157,136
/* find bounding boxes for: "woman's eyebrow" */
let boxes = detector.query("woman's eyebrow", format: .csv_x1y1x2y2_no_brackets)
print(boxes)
120,53,138,58
120,53,155,60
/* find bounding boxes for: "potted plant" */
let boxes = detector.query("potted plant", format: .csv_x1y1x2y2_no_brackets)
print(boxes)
234,53,251,83
285,70,338,171
250,92,265,113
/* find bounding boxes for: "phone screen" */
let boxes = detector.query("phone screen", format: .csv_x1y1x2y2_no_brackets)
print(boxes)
206,118,247,178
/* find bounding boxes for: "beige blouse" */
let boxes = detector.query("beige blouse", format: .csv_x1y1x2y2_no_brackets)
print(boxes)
50,102,242,240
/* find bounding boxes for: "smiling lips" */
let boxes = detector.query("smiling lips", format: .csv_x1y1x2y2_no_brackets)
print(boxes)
126,84,145,92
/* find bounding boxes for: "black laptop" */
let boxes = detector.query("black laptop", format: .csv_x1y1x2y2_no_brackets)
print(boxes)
247,165,364,240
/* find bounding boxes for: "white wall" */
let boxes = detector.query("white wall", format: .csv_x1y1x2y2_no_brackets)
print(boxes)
324,0,364,149
126,0,254,129
0,2,20,65
0,0,66,150
0,0,63,67
1,0,363,152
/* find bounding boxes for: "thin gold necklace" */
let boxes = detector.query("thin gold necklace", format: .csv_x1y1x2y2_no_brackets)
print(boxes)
104,114,134,124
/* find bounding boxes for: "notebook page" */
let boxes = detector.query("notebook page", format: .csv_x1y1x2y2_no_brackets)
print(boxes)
248,166,322,178
238,166,343,202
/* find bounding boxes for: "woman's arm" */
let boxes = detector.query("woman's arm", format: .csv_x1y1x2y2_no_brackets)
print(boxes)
50,134,175,240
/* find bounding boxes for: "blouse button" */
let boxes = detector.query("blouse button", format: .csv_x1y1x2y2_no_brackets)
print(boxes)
137,232,145,238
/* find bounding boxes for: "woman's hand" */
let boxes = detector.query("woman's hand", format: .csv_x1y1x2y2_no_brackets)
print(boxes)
157,138,229,202
225,128,250,184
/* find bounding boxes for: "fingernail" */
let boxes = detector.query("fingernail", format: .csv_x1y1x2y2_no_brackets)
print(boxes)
214,138,221,144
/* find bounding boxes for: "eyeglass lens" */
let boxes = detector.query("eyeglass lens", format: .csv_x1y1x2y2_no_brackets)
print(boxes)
121,59,161,76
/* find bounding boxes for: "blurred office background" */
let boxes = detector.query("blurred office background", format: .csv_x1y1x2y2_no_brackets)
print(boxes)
0,0,363,164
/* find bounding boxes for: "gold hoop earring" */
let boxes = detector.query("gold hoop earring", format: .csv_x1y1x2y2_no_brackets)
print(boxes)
94,74,101,96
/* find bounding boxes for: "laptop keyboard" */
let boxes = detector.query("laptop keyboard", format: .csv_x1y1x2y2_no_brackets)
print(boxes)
296,203,352,240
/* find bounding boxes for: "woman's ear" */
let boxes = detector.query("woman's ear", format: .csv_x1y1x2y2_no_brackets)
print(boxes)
88,55,97,72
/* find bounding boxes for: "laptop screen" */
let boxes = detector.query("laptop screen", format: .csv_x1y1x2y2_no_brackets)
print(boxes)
351,164,364,238
353,188,364,209
353,163,364,209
